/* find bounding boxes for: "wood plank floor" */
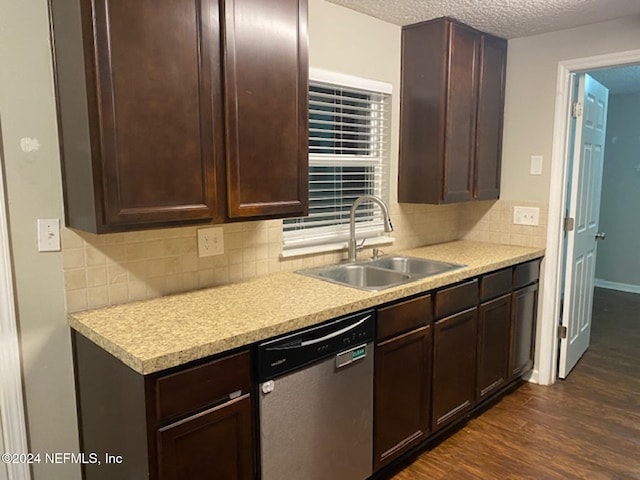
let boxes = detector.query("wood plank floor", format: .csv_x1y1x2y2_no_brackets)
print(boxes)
392,288,640,480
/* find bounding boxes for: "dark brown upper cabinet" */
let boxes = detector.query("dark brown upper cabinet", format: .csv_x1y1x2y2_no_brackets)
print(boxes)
398,18,507,204
224,0,309,219
50,0,308,233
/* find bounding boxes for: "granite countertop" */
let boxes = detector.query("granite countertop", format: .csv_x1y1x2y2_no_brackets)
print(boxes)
68,240,544,375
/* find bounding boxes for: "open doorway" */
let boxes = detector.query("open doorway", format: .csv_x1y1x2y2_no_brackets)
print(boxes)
538,49,640,385
589,65,640,296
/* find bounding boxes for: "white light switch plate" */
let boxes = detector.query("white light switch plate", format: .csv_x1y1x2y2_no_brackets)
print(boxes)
530,155,543,175
37,218,61,252
513,207,540,226
197,227,224,257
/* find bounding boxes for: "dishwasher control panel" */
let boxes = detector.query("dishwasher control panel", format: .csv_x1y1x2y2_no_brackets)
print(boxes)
257,310,375,381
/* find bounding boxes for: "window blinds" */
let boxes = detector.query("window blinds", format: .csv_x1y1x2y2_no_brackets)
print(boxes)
283,70,392,252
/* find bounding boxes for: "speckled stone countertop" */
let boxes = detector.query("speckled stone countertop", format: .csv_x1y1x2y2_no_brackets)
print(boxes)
68,240,544,375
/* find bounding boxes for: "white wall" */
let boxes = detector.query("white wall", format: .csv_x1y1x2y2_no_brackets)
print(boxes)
0,0,81,479
595,93,640,290
309,0,401,201
501,15,640,203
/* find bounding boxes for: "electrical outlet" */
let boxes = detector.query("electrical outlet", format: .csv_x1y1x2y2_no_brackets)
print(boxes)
513,207,540,226
197,227,224,257
37,218,61,252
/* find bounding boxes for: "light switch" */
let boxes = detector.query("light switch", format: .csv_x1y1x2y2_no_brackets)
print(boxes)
530,155,543,175
37,218,61,252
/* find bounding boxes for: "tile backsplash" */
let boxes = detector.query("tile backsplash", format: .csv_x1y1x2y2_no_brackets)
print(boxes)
460,199,548,249
61,199,547,313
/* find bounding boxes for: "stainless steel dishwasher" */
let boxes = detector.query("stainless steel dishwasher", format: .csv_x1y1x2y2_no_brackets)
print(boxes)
257,310,375,480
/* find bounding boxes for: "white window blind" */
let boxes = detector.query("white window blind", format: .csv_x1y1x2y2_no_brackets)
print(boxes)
283,69,392,253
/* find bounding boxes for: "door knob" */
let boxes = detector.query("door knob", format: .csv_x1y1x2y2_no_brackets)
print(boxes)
595,232,606,240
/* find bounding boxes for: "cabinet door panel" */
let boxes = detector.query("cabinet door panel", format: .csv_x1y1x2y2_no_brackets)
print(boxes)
92,0,223,227
158,395,254,480
510,284,539,378
155,350,251,425
374,326,431,471
434,279,478,319
443,23,479,203
398,19,447,204
477,294,511,400
224,0,308,219
432,307,477,430
377,294,432,341
474,35,507,200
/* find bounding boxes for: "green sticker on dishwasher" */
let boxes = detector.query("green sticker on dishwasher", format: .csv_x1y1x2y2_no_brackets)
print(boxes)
352,346,366,360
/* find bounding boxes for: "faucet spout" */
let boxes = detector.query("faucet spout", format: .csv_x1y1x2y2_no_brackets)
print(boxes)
348,195,393,262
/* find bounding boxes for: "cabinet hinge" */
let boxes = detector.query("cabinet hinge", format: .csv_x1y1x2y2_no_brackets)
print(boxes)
571,101,583,118
563,217,575,232
558,325,568,339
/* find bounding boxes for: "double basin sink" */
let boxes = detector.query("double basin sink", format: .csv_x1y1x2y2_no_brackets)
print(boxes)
298,256,465,291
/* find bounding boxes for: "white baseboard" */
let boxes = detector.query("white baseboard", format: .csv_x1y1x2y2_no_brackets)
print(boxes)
594,278,640,294
524,368,540,385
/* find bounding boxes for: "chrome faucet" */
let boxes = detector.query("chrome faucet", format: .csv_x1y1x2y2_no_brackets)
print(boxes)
348,195,393,262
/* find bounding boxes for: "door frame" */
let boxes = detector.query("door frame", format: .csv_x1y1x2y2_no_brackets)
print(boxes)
537,48,640,386
0,132,31,479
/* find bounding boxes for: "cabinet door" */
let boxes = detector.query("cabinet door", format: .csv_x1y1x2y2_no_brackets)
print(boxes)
477,294,511,400
432,307,477,431
443,22,479,203
474,35,507,200
89,0,224,229
510,283,539,378
224,0,308,219
374,326,431,471
158,395,254,480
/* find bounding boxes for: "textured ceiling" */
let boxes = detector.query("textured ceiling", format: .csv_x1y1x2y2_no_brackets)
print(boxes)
590,65,640,94
327,0,640,39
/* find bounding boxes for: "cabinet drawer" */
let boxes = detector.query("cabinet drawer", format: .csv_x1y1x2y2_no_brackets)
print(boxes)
155,350,251,424
480,268,512,302
513,259,541,289
377,295,432,340
434,280,478,319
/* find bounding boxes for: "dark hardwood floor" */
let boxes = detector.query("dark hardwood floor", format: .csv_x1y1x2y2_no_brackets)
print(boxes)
393,288,640,480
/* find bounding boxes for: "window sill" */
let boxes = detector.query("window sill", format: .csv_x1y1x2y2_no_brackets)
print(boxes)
280,236,395,259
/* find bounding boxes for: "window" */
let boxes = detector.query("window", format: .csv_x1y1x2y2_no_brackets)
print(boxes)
282,69,392,255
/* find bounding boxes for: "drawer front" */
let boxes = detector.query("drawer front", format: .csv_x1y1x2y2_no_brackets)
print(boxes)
434,279,478,319
155,349,251,424
377,294,432,340
513,259,541,289
480,268,512,302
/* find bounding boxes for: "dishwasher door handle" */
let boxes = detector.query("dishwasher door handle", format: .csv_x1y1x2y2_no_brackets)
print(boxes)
300,315,371,347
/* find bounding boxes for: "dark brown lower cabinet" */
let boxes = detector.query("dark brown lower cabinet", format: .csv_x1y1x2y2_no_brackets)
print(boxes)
510,283,539,378
476,293,511,400
432,307,478,431
73,332,254,480
158,395,253,480
374,326,432,471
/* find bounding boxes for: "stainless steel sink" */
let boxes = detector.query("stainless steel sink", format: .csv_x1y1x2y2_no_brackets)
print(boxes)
316,264,411,291
298,256,465,291
369,256,463,276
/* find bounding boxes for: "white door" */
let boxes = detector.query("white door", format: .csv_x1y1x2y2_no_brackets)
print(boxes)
559,74,609,379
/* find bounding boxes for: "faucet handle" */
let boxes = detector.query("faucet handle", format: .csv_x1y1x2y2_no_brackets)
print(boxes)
372,248,383,259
